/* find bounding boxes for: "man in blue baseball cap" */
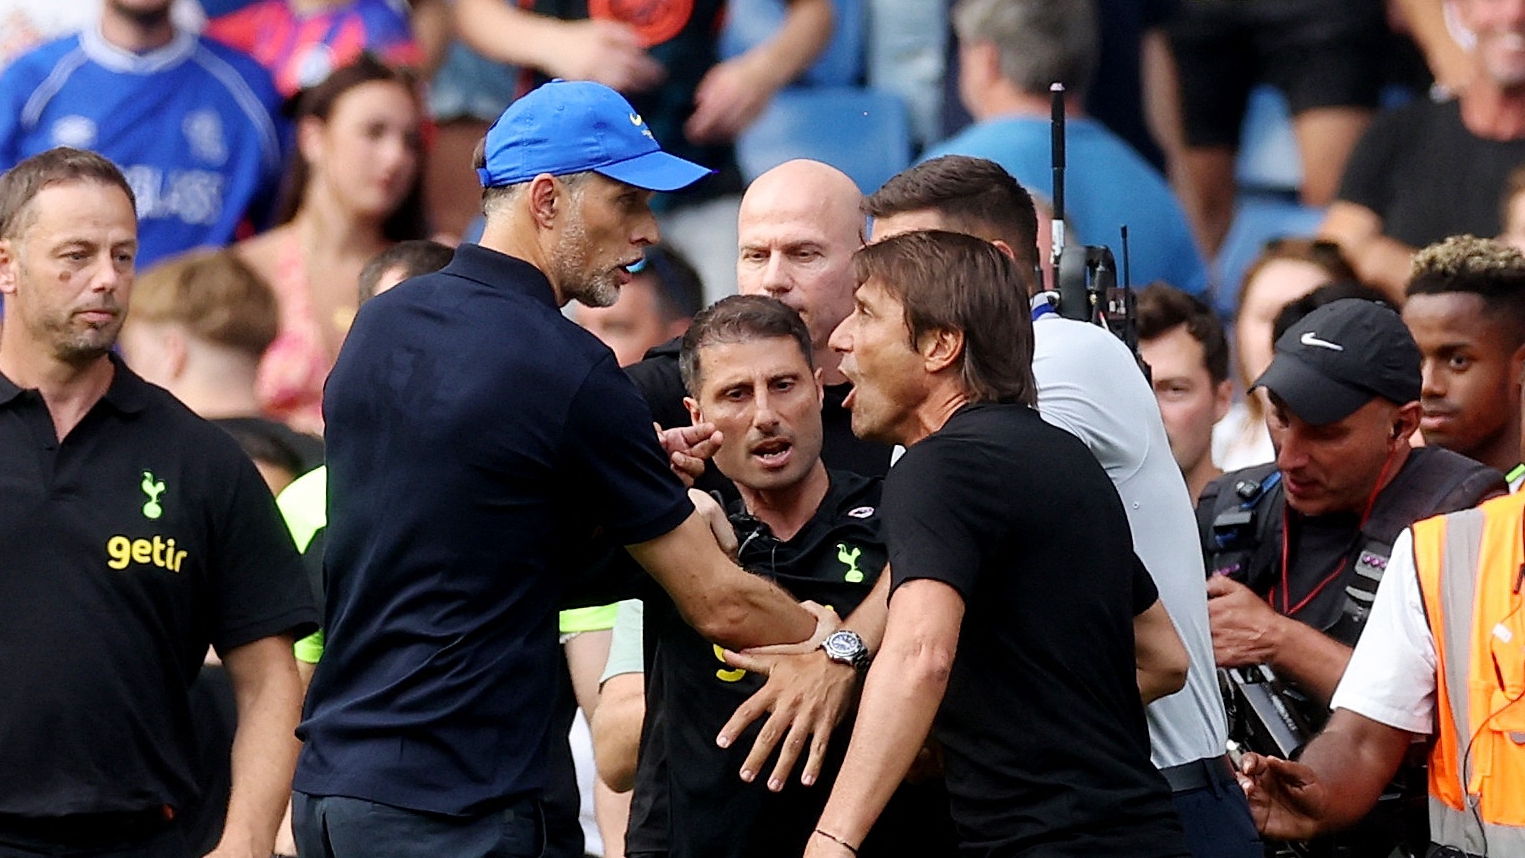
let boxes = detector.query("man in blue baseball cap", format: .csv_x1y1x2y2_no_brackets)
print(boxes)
291,79,832,858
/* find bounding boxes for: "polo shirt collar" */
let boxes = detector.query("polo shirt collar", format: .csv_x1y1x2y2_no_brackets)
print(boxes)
100,353,151,415
0,353,147,413
81,22,196,75
448,243,560,311
0,368,20,406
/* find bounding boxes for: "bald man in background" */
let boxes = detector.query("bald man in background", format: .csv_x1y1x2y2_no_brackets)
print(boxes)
628,159,890,483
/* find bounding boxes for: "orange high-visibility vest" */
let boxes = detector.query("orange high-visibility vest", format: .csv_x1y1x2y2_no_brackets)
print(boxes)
1409,491,1525,856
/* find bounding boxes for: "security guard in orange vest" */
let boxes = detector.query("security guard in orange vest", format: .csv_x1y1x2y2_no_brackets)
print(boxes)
1235,489,1525,857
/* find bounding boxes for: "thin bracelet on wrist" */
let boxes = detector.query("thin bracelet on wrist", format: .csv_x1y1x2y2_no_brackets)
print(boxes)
813,828,859,855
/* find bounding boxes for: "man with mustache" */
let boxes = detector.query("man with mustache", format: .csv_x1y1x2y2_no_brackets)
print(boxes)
0,147,318,858
1402,235,1525,488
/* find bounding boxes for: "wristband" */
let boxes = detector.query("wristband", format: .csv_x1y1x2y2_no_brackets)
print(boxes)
813,828,859,855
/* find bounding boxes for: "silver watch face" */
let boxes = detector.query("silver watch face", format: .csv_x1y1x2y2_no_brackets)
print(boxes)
824,630,864,659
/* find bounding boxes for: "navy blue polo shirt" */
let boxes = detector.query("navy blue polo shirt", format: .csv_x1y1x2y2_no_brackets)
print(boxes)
295,243,694,816
0,355,316,817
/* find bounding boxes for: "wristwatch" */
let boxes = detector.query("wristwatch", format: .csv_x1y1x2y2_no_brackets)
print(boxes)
820,629,871,672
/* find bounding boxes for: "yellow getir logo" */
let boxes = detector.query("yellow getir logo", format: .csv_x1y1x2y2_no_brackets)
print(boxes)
106,535,188,572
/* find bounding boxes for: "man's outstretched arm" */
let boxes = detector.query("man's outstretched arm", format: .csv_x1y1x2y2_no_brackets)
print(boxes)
1237,708,1415,840
627,511,826,649
802,578,964,857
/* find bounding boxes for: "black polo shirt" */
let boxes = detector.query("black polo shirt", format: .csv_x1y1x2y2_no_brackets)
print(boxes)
296,243,694,816
0,355,316,818
884,403,1187,857
627,470,958,858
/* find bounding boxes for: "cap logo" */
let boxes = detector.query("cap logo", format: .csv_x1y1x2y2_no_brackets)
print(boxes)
629,112,644,126
1299,331,1344,352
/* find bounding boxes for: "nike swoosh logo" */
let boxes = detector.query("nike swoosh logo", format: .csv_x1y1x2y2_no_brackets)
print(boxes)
629,112,644,126
1300,332,1344,351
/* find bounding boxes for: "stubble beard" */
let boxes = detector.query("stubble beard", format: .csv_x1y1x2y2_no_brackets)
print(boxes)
552,209,620,309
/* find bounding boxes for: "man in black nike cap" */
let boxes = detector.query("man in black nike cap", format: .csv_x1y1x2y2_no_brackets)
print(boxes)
1195,298,1504,857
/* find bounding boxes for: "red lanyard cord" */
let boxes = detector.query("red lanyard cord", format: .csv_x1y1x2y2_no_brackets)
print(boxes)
1274,445,1399,617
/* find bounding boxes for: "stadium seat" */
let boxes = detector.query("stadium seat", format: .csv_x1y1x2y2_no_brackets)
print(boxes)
1235,85,1302,195
1212,195,1326,318
735,86,911,194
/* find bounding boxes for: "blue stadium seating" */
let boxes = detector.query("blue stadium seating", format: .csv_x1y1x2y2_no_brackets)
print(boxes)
735,86,912,194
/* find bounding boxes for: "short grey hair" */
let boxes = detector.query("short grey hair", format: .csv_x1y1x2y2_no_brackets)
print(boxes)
952,0,1099,97
473,132,596,219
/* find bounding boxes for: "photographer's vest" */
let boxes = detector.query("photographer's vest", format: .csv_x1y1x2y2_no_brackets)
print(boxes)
1204,449,1497,651
1409,494,1525,856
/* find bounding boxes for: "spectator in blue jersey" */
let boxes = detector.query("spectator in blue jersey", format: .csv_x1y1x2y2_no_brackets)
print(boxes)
923,0,1207,295
0,0,285,268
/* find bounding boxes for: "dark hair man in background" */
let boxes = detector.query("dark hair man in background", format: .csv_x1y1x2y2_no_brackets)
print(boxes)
1136,284,1234,501
608,294,956,858
1403,234,1525,488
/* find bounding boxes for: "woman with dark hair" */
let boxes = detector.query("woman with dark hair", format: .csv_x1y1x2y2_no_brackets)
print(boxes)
236,54,428,434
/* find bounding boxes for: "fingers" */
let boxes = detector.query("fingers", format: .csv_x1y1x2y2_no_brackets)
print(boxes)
716,689,771,750
660,421,719,454
738,708,789,784
739,640,819,656
1206,573,1240,598
720,648,772,673
800,724,831,787
669,451,705,487
764,717,811,791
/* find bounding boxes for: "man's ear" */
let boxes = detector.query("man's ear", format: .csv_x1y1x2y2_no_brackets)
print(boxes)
989,239,1017,261
1212,379,1234,423
684,395,702,426
1394,400,1423,444
0,240,17,297
921,327,964,374
527,173,561,230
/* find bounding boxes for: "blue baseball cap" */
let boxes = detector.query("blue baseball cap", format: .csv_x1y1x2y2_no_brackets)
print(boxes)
476,80,714,192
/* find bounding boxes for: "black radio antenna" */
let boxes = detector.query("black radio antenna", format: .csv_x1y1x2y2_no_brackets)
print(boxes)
1049,83,1066,281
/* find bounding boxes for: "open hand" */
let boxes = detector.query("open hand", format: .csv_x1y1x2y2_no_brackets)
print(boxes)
716,648,858,791
1236,751,1328,840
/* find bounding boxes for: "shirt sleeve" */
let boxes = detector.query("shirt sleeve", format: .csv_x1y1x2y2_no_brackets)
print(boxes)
881,440,987,601
601,600,646,684
565,356,694,547
1132,552,1160,616
1329,529,1438,733
207,450,321,654
1032,319,1150,483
